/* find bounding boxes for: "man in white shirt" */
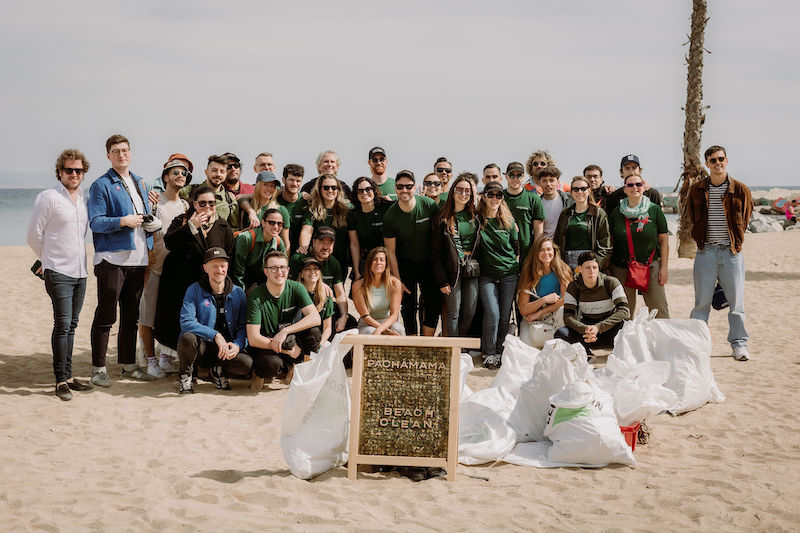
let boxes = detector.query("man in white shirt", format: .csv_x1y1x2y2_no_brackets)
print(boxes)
88,134,156,386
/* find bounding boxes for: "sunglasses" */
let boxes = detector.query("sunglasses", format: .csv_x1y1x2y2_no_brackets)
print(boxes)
357,186,374,194
63,168,84,175
265,219,284,227
196,200,217,207
484,191,504,199
321,185,339,191
532,161,548,167
708,156,726,164
454,187,471,195
423,180,442,187
396,183,415,190
625,182,644,188
227,163,240,170
508,173,523,179
171,169,188,177
571,186,589,192
370,157,386,163
435,167,453,174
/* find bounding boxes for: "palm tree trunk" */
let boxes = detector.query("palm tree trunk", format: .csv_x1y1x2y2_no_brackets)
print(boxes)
678,0,709,259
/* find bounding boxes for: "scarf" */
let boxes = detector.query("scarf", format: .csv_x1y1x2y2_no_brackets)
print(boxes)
619,196,651,232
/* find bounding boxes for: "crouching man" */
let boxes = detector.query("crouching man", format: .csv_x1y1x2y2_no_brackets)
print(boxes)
177,247,252,394
554,251,630,355
247,250,321,391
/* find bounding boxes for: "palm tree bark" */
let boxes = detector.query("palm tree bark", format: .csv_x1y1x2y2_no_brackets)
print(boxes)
678,0,709,259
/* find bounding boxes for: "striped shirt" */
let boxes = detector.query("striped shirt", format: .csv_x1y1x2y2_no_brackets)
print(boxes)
706,179,731,246
563,273,629,334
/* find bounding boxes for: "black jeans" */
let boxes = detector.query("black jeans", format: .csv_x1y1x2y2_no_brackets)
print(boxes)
250,326,322,379
44,270,87,383
177,332,253,375
398,259,441,334
91,260,145,367
554,322,624,354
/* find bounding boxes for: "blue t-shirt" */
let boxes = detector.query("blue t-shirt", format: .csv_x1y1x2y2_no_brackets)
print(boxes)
534,271,560,298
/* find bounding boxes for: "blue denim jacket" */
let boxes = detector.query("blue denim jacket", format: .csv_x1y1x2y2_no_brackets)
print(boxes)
88,168,154,253
180,281,248,350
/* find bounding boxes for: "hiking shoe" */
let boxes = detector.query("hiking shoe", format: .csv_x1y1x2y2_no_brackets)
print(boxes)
178,372,194,394
158,355,179,374
146,358,166,379
209,366,231,390
90,370,111,388
482,354,501,370
55,383,72,401
121,367,157,381
732,346,750,361
67,379,93,391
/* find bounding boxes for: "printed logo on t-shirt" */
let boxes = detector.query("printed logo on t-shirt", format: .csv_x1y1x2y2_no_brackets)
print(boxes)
416,217,430,224
282,306,297,313
517,206,530,211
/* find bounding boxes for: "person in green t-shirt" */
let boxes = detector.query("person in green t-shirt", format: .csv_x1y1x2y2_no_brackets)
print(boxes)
298,174,352,271
503,161,545,261
476,181,520,369
383,170,441,336
237,171,291,245
296,256,335,346
608,173,670,319
277,164,308,256
246,250,321,391
348,176,393,279
421,172,446,206
367,146,397,201
433,157,454,202
231,208,287,292
553,175,612,272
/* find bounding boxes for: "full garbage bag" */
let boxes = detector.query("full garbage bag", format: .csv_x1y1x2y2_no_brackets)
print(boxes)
458,387,517,465
280,330,356,479
491,335,540,397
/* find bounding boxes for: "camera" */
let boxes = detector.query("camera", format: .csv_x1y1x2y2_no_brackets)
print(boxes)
142,214,154,224
141,213,163,233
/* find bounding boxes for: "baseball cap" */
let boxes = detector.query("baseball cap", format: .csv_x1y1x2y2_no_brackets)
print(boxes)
313,226,336,241
396,169,415,182
300,256,323,271
256,170,280,185
620,154,641,169
222,152,240,165
368,147,386,160
203,247,230,263
483,181,504,194
506,162,524,174
165,153,193,173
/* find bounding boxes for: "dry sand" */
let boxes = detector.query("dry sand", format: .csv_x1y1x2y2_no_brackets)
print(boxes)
1,232,799,532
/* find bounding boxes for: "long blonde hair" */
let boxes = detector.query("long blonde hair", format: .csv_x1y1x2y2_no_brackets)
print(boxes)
298,264,327,312
307,174,348,228
360,247,392,310
252,180,279,212
518,235,572,298
477,193,514,230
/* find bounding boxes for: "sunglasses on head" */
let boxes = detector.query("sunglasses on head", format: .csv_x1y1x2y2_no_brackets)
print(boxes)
484,191,504,199
357,186,374,194
572,186,589,192
227,163,240,170
532,161,548,167
265,219,284,227
435,167,453,174
321,184,339,191
708,156,726,164
396,183,415,190
423,180,441,187
625,182,644,188
63,168,84,175
171,169,188,177
196,200,217,207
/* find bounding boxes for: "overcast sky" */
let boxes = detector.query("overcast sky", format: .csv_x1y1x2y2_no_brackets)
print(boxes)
0,1,796,189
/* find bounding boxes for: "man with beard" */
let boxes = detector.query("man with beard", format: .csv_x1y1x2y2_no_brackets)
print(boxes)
368,146,396,200
181,154,242,229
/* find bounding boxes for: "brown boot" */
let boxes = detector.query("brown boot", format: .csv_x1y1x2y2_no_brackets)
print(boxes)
249,374,265,392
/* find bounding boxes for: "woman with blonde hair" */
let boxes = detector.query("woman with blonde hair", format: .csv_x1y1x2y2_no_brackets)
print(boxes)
476,181,520,368
297,256,334,346
244,171,290,247
517,235,573,348
352,247,405,335
298,174,351,270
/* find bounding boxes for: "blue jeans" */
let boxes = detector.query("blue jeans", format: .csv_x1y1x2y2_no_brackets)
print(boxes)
44,270,87,383
690,244,748,348
444,276,479,337
479,273,519,356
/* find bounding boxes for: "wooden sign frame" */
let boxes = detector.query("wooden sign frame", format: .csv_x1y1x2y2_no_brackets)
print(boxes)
341,335,480,482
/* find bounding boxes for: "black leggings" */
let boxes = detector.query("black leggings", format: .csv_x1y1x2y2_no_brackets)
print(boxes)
398,260,441,334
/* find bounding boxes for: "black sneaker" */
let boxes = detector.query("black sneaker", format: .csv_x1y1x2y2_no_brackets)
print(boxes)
55,383,72,401
209,366,231,390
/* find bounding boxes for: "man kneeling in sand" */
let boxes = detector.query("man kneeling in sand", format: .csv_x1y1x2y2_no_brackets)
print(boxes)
177,247,252,394
246,250,321,391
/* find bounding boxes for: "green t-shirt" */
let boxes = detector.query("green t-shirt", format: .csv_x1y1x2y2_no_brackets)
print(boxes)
564,210,592,251
312,291,336,320
477,218,520,279
608,203,668,268
276,194,307,255
289,252,343,287
375,178,397,201
347,203,390,252
302,206,352,267
179,183,240,229
246,280,313,337
231,227,285,289
382,195,440,263
455,210,477,256
504,188,545,260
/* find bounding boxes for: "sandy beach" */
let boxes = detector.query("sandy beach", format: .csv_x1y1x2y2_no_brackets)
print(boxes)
2,231,799,532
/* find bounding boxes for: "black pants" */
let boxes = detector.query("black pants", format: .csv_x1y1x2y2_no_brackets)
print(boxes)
177,332,253,376
554,322,624,354
91,260,145,367
250,327,322,379
398,260,441,334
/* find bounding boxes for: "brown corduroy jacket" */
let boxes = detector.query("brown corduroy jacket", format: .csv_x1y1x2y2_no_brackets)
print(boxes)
687,175,753,254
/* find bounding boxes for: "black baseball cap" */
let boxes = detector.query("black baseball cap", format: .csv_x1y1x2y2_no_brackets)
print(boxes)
620,154,641,169
300,256,323,271
203,247,230,263
313,226,336,241
506,162,524,174
368,146,386,159
396,169,415,182
483,181,504,194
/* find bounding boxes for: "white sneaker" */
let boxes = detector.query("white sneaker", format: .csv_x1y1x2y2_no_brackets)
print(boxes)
158,355,179,374
732,346,750,361
147,358,166,378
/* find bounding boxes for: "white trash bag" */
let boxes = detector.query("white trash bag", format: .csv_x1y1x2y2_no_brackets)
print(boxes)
492,335,540,397
612,307,657,364
280,330,356,479
458,387,518,465
602,354,677,426
544,382,636,466
507,339,590,443
460,352,474,400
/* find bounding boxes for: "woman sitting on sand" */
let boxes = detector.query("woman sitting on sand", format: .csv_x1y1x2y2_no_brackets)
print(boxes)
352,247,404,335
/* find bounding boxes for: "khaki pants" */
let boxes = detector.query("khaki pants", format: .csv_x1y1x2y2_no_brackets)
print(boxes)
610,259,670,319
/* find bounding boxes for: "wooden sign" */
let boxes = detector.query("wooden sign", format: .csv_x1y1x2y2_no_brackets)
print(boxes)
341,335,480,481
